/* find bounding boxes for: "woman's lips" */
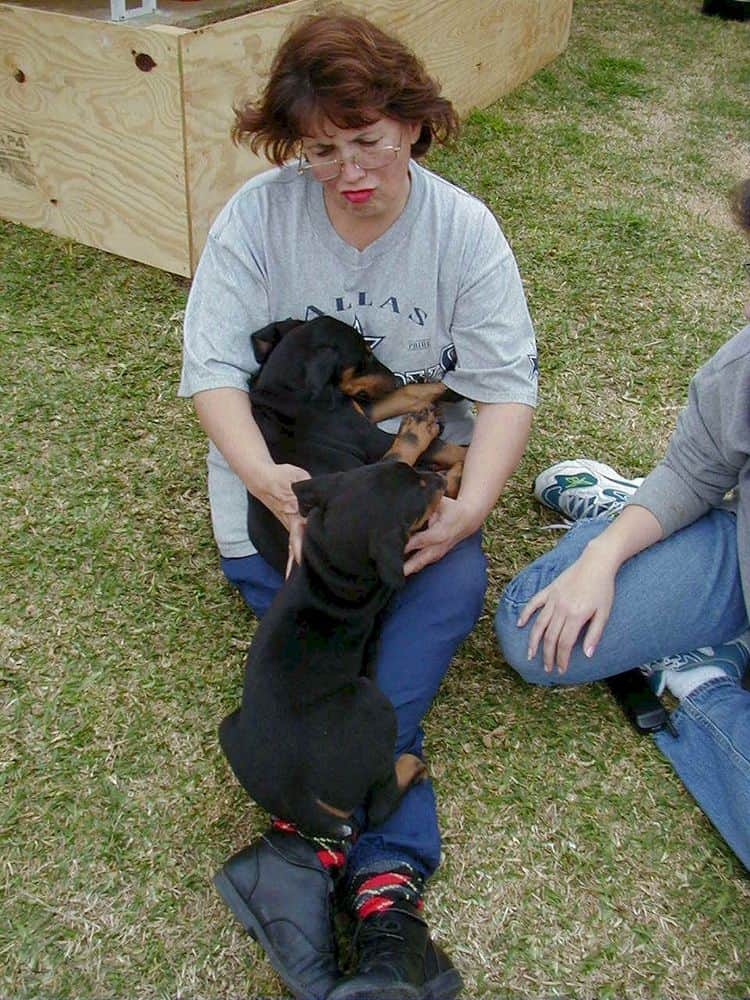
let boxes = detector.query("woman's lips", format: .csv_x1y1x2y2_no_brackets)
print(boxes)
341,189,375,204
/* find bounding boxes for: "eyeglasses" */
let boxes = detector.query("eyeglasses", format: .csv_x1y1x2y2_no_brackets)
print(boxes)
297,137,402,182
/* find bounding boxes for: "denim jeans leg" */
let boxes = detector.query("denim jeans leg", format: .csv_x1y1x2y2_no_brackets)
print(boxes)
653,677,750,871
346,532,487,883
220,553,283,618
495,508,746,686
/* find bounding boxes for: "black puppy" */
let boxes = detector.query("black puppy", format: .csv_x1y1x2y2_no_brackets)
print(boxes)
247,315,465,572
219,461,447,837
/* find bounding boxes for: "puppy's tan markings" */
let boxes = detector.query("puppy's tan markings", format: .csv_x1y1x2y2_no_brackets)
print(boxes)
384,406,440,464
316,798,353,819
395,752,428,791
368,383,450,422
442,460,464,499
340,366,399,401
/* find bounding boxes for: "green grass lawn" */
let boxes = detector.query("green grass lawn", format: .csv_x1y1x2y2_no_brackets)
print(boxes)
2,1,750,997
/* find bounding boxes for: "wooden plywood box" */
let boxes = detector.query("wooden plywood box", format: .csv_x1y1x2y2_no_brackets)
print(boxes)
0,0,573,275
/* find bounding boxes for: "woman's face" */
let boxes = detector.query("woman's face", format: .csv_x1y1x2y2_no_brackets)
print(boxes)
299,116,421,228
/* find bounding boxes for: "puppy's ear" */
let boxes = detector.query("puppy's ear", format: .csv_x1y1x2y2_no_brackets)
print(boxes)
293,472,346,516
369,525,407,590
251,318,303,364
304,346,340,398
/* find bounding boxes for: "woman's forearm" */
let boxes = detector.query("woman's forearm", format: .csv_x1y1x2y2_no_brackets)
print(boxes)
402,401,533,574
457,401,534,529
193,386,311,542
193,387,276,496
582,502,664,572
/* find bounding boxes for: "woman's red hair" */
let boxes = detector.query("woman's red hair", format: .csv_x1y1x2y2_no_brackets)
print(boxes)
232,10,459,164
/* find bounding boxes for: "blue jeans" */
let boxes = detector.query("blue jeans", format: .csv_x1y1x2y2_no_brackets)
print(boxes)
495,509,750,869
222,531,487,883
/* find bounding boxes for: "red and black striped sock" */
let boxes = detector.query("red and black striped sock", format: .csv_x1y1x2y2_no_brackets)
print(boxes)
271,818,348,874
350,863,424,920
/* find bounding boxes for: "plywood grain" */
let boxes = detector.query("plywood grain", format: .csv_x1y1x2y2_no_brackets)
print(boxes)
0,0,572,274
2,1,283,27
0,4,189,272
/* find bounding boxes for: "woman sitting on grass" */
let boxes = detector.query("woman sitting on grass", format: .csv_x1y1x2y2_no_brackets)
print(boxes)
180,10,536,998
496,178,750,870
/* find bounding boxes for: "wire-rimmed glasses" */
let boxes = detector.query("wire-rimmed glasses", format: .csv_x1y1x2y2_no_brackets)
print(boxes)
296,137,402,182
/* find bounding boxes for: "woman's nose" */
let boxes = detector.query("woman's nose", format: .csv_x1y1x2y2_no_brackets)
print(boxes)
339,157,366,182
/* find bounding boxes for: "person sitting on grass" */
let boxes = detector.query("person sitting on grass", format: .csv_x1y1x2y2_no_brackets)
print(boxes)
179,10,537,999
495,178,750,871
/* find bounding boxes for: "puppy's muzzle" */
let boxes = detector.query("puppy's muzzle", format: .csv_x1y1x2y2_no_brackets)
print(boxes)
411,470,447,531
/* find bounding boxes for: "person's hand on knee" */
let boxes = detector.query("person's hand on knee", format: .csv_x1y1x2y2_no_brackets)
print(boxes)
517,551,617,673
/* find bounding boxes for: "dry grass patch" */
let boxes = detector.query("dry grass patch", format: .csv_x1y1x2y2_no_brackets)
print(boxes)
3,1,750,999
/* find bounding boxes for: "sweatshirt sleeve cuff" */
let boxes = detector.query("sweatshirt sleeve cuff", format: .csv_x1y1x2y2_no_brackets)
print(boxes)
625,464,712,538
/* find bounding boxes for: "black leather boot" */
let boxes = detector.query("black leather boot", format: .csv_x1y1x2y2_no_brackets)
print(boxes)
213,828,340,999
328,901,463,1000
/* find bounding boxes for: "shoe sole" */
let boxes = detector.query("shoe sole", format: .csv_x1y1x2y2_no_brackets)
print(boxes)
213,868,320,1000
427,967,464,999
331,968,463,1000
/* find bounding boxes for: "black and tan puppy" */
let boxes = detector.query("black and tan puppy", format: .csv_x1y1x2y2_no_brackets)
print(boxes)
247,316,465,572
219,461,446,838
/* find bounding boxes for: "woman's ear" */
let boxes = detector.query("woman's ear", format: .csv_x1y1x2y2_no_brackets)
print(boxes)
406,120,422,147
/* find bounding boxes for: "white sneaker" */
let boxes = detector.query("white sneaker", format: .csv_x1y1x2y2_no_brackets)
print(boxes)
641,632,750,697
533,459,644,522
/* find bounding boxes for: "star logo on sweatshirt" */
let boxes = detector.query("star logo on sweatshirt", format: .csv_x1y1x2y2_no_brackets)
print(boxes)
353,315,384,351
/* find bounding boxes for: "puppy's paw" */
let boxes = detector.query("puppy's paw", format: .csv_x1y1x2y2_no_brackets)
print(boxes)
396,406,439,447
394,752,428,790
413,405,441,441
384,406,442,465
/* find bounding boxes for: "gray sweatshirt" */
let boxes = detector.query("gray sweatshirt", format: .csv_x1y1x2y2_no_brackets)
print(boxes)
628,324,750,615
180,160,537,558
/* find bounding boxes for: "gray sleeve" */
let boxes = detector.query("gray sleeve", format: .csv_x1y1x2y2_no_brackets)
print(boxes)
442,209,537,407
178,215,269,399
626,360,740,537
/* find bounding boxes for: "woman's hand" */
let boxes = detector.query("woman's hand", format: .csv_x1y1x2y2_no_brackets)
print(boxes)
516,504,664,673
285,515,306,577
255,462,310,523
403,497,477,575
516,551,618,674
192,389,313,573
254,462,311,570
